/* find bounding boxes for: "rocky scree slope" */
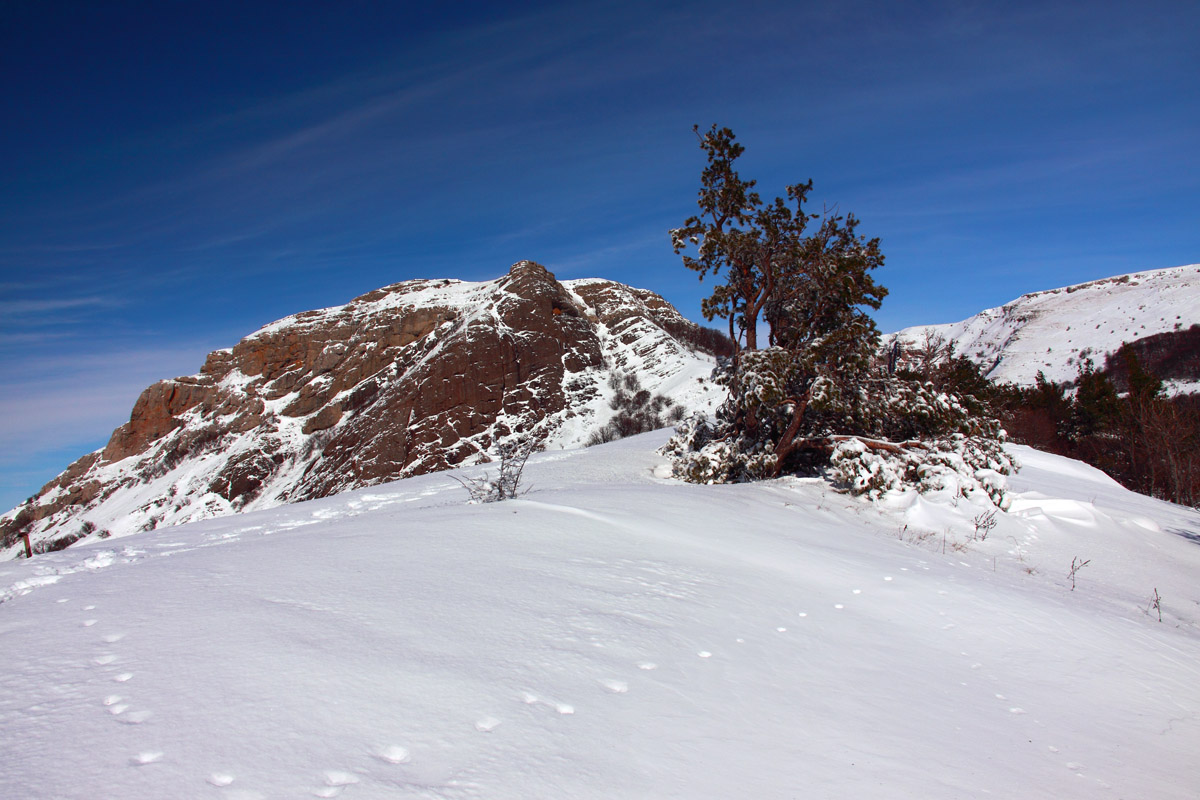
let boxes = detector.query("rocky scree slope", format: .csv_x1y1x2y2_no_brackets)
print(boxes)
884,264,1199,389
2,261,726,558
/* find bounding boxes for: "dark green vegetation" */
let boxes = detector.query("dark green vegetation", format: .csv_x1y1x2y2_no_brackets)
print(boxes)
1000,334,1200,508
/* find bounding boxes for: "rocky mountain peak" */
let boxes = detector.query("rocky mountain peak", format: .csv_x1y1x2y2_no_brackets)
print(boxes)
2,262,728,558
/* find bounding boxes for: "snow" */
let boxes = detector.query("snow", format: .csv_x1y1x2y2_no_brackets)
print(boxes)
2,431,1198,798
886,264,1200,386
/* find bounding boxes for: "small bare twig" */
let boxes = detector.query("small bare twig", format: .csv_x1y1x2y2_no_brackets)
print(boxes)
1147,588,1163,622
1068,556,1091,591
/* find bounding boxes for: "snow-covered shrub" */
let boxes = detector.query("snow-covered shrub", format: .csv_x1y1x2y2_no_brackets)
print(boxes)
827,433,1017,507
662,412,776,484
664,354,1016,507
828,438,905,498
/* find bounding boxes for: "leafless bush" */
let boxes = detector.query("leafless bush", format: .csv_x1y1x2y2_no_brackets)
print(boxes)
454,439,536,503
908,329,953,380
663,319,736,358
33,531,87,554
972,509,998,540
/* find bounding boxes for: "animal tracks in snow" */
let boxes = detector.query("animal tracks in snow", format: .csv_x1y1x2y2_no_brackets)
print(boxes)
474,716,502,732
519,691,575,715
311,770,360,798
0,549,146,605
372,745,411,764
85,621,152,726
116,708,153,724
0,575,62,605
130,751,163,766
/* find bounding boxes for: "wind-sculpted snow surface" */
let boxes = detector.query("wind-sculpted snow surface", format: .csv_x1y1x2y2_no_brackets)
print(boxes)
885,264,1200,387
1,431,1198,798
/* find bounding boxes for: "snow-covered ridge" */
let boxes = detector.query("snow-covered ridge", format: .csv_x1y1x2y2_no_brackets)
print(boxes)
248,278,484,338
885,264,1200,386
2,431,1198,798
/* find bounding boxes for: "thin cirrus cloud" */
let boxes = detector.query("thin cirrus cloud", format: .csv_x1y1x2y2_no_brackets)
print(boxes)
0,296,113,319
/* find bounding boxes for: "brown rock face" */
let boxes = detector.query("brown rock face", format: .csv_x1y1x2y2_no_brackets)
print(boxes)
1,261,729,557
288,261,607,498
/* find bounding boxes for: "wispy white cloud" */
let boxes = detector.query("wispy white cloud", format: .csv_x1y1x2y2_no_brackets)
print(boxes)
0,241,128,256
540,230,672,279
0,296,113,317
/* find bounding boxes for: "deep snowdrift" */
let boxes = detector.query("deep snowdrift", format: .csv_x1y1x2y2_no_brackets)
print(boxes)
2,432,1198,798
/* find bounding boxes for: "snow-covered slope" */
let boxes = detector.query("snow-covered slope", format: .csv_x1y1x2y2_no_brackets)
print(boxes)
885,264,1200,387
2,432,1198,798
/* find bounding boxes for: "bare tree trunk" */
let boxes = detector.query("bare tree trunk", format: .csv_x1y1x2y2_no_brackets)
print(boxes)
770,394,811,476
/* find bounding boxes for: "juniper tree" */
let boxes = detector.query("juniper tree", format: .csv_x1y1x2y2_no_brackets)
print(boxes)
669,125,888,475
665,126,1013,503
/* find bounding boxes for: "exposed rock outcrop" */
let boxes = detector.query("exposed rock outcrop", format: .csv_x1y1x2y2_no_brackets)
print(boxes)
2,261,729,557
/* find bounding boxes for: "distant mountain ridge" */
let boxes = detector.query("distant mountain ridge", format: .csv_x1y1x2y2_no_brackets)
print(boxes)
884,264,1200,389
1,261,727,558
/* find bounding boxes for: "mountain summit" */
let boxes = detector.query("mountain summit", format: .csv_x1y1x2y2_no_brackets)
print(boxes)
2,261,727,558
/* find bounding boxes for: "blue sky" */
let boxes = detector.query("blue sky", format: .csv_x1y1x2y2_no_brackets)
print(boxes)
2,0,1198,511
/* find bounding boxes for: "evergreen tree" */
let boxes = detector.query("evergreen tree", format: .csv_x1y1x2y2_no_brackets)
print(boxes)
669,125,887,475
664,126,1013,504
1031,370,1070,418
1069,359,1122,438
1122,349,1163,405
